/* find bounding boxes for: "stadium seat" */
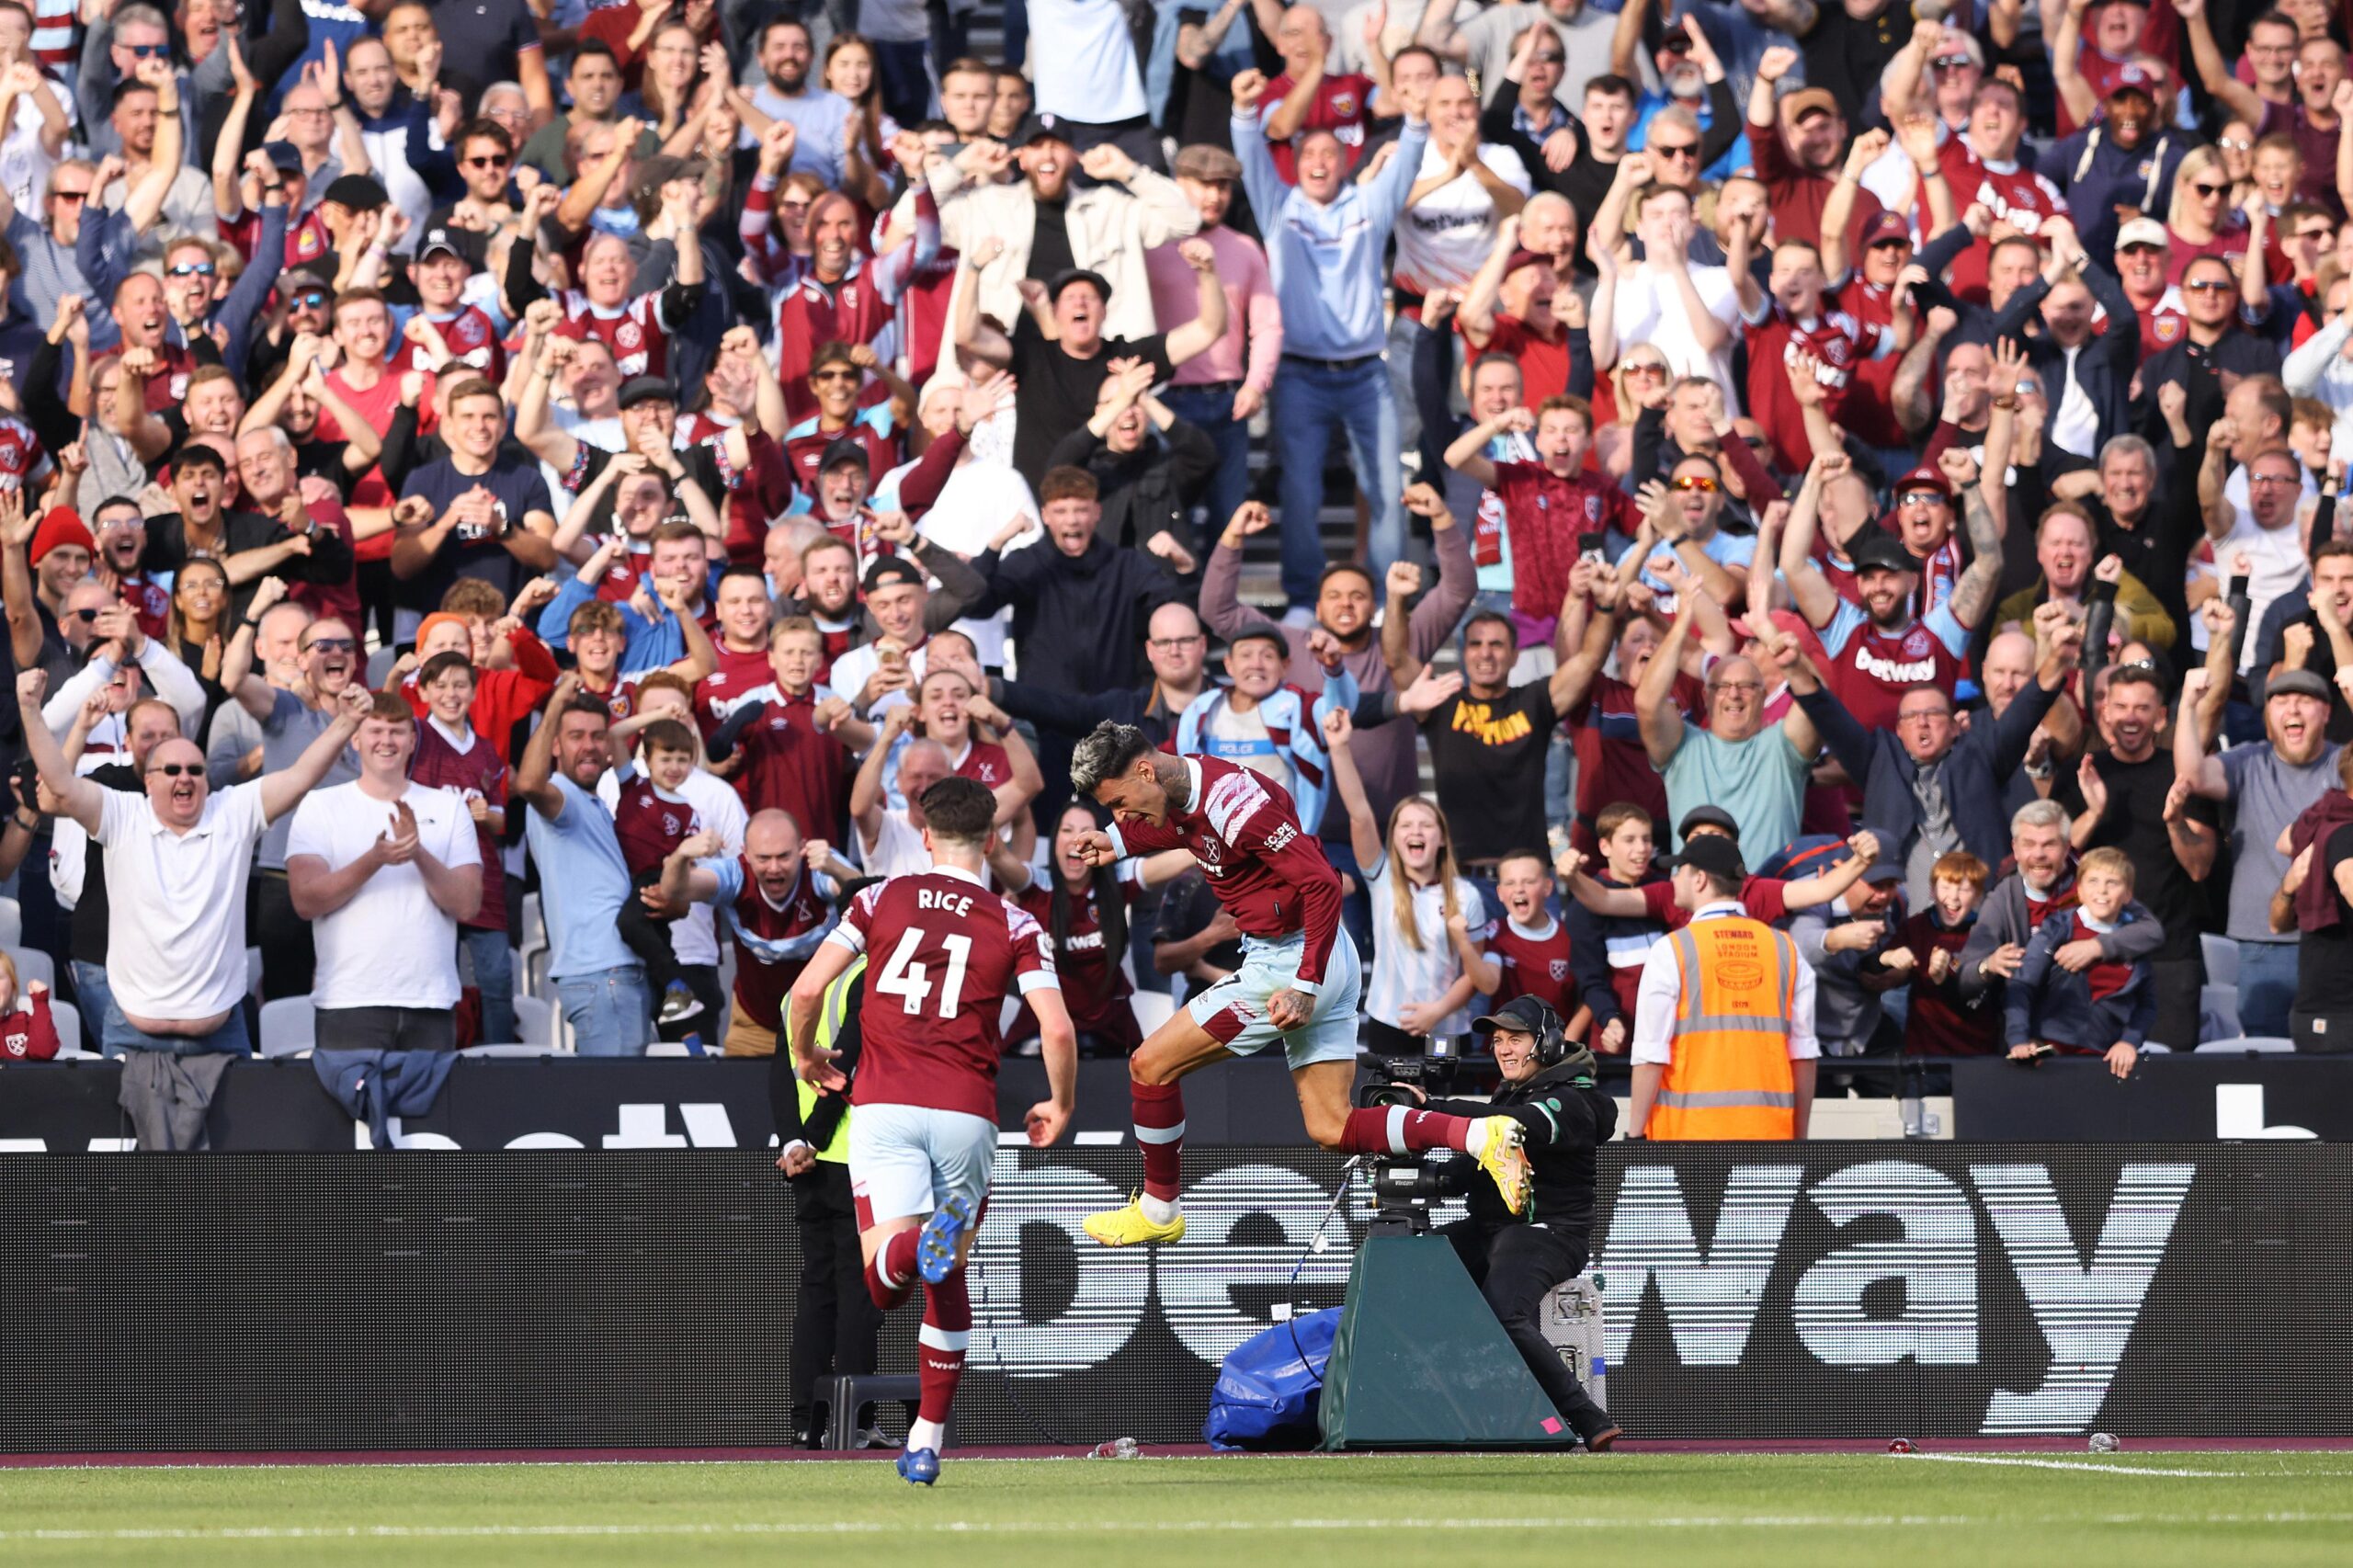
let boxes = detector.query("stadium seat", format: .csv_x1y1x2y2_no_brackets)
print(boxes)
2200,932,2238,988
364,645,399,690
6,946,53,990
466,1044,561,1057
1131,990,1175,1034
245,947,262,1001
257,997,316,1059
2200,983,2242,1042
48,1000,87,1059
0,894,19,949
2193,1036,2296,1054
511,994,553,1046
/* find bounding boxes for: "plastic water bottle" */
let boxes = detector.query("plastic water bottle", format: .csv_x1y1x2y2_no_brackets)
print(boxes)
2088,1432,2120,1453
1088,1437,1140,1459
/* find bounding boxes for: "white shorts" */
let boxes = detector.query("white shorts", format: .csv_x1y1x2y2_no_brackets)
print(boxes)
1185,925,1363,1072
847,1102,997,1229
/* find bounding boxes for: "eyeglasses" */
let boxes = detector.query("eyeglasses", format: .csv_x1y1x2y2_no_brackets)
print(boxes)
1149,633,1205,651
461,154,510,169
1670,474,1718,492
1898,492,1946,508
1652,142,1699,161
2186,278,2234,291
288,106,331,118
301,636,358,653
1900,708,1951,724
1710,679,1761,694
290,290,328,310
2249,472,2302,487
2218,138,2253,152
1623,361,1668,377
2190,182,2227,197
1931,55,1973,72
167,261,215,278
65,607,101,622
2017,381,2043,398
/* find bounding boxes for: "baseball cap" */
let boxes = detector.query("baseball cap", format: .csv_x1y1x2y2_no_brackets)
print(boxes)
1860,210,1913,248
1226,624,1290,657
416,227,466,264
1472,994,1560,1040
1784,87,1839,123
617,376,678,411
862,556,926,592
2268,668,2332,702
1047,267,1113,305
1893,464,1955,500
1503,247,1552,277
1849,528,1922,575
2108,63,2159,98
1171,143,1242,182
1677,804,1740,841
1662,833,1746,882
261,139,303,176
321,173,389,212
819,435,870,474
1860,858,1904,886
1006,113,1074,150
2117,216,2171,251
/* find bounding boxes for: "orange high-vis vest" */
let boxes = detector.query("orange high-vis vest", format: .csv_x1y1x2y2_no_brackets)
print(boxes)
1646,915,1801,1141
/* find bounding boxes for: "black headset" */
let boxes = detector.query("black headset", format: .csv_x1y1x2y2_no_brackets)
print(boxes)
1523,999,1568,1066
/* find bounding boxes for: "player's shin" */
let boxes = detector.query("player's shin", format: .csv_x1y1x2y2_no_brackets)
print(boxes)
910,1266,971,1455
1338,1105,1476,1155
864,1228,920,1311
1132,1077,1187,1217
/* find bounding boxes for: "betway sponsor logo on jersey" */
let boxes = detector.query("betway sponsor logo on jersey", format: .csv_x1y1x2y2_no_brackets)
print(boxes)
1852,625,1942,686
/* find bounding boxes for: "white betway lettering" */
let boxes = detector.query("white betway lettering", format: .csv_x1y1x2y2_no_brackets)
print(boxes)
2214,1084,2315,1139
1972,1162,2194,1434
1791,1160,1978,1367
1856,649,1938,685
1597,1164,1805,1367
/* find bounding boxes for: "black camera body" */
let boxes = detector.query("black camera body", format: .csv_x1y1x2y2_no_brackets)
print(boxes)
1355,1052,1461,1110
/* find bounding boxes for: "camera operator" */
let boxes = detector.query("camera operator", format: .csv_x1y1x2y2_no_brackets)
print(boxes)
1382,994,1622,1450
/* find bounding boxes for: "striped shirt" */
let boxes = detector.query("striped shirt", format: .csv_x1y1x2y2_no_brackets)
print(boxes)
1361,853,1486,1040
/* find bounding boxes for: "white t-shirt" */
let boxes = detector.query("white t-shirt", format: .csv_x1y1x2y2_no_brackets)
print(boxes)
2217,505,2314,671
1028,0,1147,123
597,764,748,965
1393,142,1533,298
859,805,933,880
97,784,270,1023
831,637,929,722
1362,855,1486,1040
1612,263,1744,411
287,780,482,1011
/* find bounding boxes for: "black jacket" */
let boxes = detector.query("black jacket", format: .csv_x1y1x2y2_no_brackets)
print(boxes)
1427,1056,1616,1241
1991,261,2142,457
968,534,1184,694
1045,420,1218,555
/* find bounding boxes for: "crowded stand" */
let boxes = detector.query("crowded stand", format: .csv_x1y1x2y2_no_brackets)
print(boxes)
8,0,2353,1104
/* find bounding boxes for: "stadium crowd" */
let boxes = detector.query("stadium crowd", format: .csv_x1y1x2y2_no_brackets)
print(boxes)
6,0,2353,1086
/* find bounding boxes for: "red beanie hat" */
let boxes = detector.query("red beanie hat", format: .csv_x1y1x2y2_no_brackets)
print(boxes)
28,507,96,566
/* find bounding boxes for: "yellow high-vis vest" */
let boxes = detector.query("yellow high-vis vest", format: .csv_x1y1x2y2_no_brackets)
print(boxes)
1647,915,1800,1141
789,955,865,1165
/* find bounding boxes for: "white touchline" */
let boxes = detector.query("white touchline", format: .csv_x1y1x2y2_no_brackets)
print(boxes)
1899,1454,2268,1479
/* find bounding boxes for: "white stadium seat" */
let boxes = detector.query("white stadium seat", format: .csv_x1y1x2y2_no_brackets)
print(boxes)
258,997,317,1059
0,894,19,949
2200,932,2238,988
511,994,554,1046
6,945,53,990
2193,1037,2296,1055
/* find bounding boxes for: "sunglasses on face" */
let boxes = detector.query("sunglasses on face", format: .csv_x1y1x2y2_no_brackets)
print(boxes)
461,154,509,169
2186,278,2234,291
1898,492,1944,508
66,607,101,622
125,42,167,58
1670,474,1718,492
150,762,200,778
811,368,858,382
1530,51,1564,63
167,261,215,278
1625,361,1667,376
1653,142,1699,160
291,290,328,311
50,187,88,205
1931,55,1972,72
2219,138,2253,152
2191,182,2227,197
301,637,358,653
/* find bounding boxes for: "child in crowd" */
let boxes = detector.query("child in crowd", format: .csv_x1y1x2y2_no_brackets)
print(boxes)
1892,850,1996,1056
610,716,713,1025
408,651,518,1047
0,952,59,1061
2005,847,2154,1079
1483,846,1619,1051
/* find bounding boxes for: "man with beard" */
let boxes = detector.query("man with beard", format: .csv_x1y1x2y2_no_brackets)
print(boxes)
215,579,368,1001
2177,609,2341,1038
735,18,864,199
517,676,654,1055
139,441,354,627
1211,488,1469,834
2253,541,2353,740
1791,601,2080,912
2202,435,2308,663
931,116,1200,351
1956,798,2167,1014
89,496,167,641
2054,665,2219,1050
2043,74,2188,266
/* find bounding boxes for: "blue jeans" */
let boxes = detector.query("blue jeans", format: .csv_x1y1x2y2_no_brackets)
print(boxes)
461,926,517,1047
555,964,653,1057
1159,381,1251,550
71,960,121,1053
1270,356,1403,609
2236,937,2299,1039
871,38,932,129
102,1008,252,1057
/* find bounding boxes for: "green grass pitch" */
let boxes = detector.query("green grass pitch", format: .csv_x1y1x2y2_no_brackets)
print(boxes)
2,1451,2347,1566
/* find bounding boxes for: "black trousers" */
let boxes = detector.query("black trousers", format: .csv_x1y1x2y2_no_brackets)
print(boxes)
253,870,314,1002
790,1162,881,1444
1439,1218,1614,1443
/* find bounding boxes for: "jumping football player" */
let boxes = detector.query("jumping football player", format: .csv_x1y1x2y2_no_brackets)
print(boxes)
787,776,1078,1486
1068,722,1532,1246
